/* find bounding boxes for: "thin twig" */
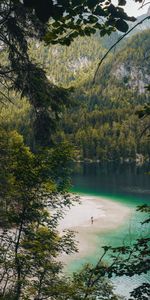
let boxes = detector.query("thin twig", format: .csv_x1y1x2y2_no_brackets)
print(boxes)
140,124,150,138
83,249,109,299
0,90,14,104
139,1,150,9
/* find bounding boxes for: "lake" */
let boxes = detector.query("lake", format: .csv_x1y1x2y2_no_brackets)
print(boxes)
71,162,150,204
69,162,150,298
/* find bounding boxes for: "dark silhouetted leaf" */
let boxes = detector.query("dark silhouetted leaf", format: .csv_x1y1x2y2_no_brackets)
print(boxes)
118,0,126,6
115,19,129,32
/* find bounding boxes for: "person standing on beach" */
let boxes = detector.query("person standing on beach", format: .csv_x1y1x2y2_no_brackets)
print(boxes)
91,216,94,224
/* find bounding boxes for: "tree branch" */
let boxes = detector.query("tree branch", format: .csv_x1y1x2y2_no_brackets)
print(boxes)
0,0,13,26
0,90,14,104
139,1,150,9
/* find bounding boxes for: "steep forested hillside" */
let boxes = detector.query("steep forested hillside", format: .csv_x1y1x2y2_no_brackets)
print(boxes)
1,30,150,161
97,30,149,99
29,32,121,87
54,30,150,162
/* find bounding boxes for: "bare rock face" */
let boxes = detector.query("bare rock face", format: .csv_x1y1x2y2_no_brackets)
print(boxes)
67,56,91,72
109,29,150,96
114,63,150,94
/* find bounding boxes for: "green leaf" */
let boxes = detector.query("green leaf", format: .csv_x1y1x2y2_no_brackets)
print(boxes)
88,15,98,23
94,6,106,17
118,0,126,6
52,21,61,28
44,32,58,43
86,0,101,9
115,19,129,32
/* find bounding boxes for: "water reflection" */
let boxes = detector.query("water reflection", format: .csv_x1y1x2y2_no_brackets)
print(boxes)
72,162,150,202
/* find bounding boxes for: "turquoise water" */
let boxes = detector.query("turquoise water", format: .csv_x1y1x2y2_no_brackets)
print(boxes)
67,162,150,297
67,194,149,271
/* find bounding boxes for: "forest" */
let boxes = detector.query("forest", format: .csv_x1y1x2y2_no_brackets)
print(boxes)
0,1,150,300
1,30,150,161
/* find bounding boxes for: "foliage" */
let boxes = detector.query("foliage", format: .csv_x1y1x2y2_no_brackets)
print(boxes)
67,263,122,300
74,204,150,300
22,0,137,44
0,1,150,299
0,129,77,299
0,0,139,146
1,129,149,300
0,129,123,300
0,0,70,146
1,29,149,161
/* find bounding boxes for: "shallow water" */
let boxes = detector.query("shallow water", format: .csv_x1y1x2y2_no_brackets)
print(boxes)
68,162,150,297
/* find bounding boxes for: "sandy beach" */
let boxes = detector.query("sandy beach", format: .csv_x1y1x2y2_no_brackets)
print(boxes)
58,195,132,265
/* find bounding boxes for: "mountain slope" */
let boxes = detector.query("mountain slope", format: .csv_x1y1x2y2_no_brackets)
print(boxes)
1,28,150,161
55,30,150,162
87,29,150,109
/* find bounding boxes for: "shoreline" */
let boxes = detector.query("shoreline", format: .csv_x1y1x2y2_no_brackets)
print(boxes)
58,195,132,266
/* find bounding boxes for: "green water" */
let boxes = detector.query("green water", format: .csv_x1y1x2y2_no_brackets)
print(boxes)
67,199,149,271
68,162,150,297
